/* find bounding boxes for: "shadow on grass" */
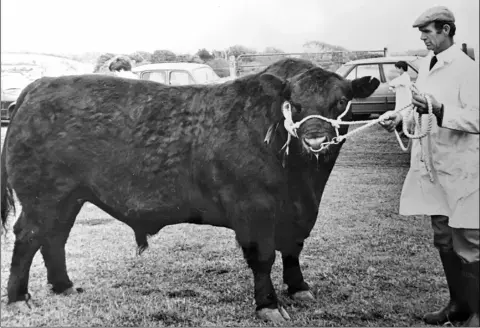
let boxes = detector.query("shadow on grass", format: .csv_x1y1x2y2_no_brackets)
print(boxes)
167,289,199,298
150,311,193,326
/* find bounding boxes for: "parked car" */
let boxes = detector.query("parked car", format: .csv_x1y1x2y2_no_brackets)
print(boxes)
132,62,233,85
336,56,422,119
1,73,34,124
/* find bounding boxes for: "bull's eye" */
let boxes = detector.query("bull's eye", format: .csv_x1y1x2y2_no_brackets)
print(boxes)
338,99,346,107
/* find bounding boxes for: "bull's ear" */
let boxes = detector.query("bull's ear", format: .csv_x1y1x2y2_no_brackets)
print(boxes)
351,76,380,98
259,73,286,97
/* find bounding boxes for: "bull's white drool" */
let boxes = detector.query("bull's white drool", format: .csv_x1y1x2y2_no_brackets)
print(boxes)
272,86,435,181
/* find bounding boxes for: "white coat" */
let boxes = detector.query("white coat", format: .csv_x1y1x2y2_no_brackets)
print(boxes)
399,45,479,229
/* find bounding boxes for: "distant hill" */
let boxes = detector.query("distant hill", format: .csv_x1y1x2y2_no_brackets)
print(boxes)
1,52,94,77
303,40,350,53
64,52,104,65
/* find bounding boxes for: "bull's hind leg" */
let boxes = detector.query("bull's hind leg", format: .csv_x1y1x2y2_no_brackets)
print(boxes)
40,197,84,295
7,194,83,305
7,208,45,303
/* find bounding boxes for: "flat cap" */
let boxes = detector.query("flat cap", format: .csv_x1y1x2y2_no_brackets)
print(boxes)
412,6,455,28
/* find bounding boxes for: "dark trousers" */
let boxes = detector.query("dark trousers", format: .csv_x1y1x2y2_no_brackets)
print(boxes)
431,215,480,263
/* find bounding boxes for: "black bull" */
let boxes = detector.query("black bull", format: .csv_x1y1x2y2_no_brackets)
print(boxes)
1,58,379,321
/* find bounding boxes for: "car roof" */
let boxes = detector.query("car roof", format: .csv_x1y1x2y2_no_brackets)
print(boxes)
132,62,210,73
342,56,422,66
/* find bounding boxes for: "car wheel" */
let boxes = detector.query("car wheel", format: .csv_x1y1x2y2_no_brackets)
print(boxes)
8,103,16,119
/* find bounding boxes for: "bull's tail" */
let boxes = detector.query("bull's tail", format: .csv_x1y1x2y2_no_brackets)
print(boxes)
0,80,34,230
1,134,15,230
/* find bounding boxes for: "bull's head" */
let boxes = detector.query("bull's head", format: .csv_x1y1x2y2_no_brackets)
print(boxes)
260,68,380,160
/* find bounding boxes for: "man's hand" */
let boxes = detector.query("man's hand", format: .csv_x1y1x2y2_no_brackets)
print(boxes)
412,93,444,125
379,111,402,133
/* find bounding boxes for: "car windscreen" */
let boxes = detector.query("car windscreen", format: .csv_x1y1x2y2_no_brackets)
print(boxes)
192,67,219,84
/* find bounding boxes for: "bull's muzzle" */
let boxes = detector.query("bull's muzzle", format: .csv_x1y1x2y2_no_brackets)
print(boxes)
303,136,327,151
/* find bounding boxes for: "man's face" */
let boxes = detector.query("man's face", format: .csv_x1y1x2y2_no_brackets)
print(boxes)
419,22,448,53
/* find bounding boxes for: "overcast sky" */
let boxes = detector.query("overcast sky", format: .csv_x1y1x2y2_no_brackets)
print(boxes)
1,0,478,56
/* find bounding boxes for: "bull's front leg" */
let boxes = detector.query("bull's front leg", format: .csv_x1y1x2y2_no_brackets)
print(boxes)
280,189,322,302
232,193,291,322
281,241,315,302
239,233,292,322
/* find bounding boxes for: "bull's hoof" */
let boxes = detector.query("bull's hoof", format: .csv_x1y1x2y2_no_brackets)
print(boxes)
62,287,84,295
8,301,34,312
291,290,315,302
7,294,36,312
256,306,291,322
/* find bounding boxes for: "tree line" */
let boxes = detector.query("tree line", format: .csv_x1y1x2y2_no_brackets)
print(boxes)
93,41,392,77
93,45,279,77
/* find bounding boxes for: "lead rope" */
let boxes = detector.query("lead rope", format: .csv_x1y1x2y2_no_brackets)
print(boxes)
393,86,435,182
273,85,435,181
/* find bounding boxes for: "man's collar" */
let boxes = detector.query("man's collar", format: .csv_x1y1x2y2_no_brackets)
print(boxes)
432,44,460,64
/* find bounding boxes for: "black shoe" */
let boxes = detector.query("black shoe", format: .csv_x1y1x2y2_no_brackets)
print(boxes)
462,261,479,327
423,299,470,325
423,251,470,325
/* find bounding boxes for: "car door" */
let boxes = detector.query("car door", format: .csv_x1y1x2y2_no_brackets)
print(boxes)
381,63,418,111
345,63,387,115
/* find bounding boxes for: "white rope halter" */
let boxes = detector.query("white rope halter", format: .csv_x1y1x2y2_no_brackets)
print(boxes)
280,100,352,156
270,84,436,181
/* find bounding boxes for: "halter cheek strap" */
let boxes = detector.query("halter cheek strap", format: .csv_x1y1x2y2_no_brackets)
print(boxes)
282,102,298,138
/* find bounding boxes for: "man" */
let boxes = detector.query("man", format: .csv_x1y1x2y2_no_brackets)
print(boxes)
380,6,479,327
388,61,412,112
108,56,139,80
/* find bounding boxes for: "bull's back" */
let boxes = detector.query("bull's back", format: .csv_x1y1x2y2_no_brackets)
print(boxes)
5,75,236,222
6,78,162,189
8,75,151,165
8,74,204,156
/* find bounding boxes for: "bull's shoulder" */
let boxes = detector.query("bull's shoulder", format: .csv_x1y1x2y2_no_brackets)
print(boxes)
262,58,315,79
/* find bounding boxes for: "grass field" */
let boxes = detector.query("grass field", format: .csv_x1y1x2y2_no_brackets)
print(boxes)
0,124,449,327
